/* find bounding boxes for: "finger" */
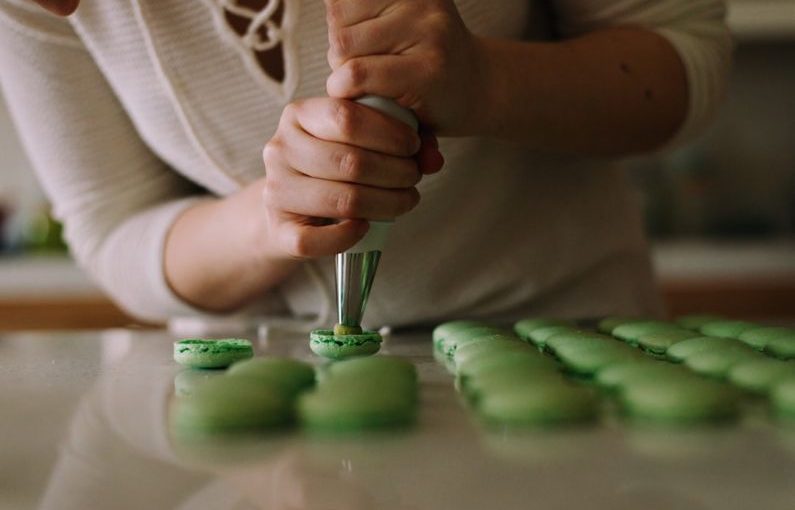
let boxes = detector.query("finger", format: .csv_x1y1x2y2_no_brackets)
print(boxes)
328,15,417,68
324,0,392,28
278,216,370,259
416,131,444,175
326,55,427,109
293,98,420,157
265,171,420,221
280,130,421,188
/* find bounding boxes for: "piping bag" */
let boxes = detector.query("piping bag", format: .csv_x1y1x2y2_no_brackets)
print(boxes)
334,96,419,334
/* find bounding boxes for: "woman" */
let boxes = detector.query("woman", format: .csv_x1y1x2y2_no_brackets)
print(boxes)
0,0,730,327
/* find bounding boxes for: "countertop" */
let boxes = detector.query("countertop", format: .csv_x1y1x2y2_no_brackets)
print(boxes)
2,328,794,510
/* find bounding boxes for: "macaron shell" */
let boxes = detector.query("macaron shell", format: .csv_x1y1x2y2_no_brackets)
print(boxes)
477,382,599,428
737,327,795,350
699,320,760,339
620,379,740,424
514,318,572,341
227,357,316,395
637,330,703,354
765,335,795,360
173,339,254,369
684,348,763,379
667,337,742,363
728,359,795,394
771,377,795,421
309,329,382,360
611,321,684,345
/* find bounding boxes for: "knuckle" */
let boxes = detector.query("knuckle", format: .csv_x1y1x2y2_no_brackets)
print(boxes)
334,187,363,218
332,100,357,139
281,101,299,121
325,0,345,26
285,230,311,259
339,150,363,182
262,139,282,166
345,59,367,88
329,28,352,59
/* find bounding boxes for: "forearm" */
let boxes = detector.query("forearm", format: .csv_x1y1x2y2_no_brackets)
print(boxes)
475,27,688,156
164,182,299,313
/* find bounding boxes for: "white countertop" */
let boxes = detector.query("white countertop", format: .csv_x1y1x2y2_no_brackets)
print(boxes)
1,329,794,510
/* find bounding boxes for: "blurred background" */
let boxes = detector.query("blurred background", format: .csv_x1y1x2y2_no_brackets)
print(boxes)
1,0,794,330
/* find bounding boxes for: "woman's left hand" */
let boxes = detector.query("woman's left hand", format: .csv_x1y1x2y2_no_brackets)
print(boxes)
324,0,485,136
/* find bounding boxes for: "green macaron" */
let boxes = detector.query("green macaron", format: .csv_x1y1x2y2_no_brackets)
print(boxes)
544,331,610,354
514,318,572,342
554,339,641,376
666,336,742,363
325,355,417,384
737,327,795,351
620,378,740,425
440,327,512,357
309,329,381,360
462,367,565,403
170,377,292,436
457,349,558,380
227,357,316,396
476,381,599,428
765,334,795,360
675,314,725,331
727,359,795,394
298,385,416,433
596,316,644,334
432,320,488,348
770,377,795,421
699,320,760,339
595,360,692,392
173,339,254,369
637,329,703,355
527,325,577,349
611,321,683,345
684,348,762,379
452,337,529,368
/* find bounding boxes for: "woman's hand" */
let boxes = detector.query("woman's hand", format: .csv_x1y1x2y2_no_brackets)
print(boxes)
260,96,441,260
324,0,485,136
165,96,442,312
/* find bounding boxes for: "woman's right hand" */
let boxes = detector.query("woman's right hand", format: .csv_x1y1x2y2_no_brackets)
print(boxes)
260,96,441,260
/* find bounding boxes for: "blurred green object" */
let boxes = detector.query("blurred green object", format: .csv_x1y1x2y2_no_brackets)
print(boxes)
25,207,67,253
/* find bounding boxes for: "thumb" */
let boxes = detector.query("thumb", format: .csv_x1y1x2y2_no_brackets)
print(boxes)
284,219,370,259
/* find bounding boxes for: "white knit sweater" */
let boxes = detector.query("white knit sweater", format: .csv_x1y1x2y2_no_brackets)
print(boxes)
0,0,731,328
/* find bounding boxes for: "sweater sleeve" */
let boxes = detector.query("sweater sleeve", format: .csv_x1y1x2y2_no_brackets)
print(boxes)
0,0,211,322
552,0,733,146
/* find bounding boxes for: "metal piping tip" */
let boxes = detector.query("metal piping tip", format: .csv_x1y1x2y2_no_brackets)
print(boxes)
335,251,382,328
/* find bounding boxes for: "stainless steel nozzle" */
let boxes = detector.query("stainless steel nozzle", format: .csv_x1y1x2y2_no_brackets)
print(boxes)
335,250,381,328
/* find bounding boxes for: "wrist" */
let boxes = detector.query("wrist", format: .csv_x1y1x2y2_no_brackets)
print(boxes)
467,36,504,138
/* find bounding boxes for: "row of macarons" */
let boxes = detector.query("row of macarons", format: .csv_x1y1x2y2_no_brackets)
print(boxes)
171,339,418,436
432,316,795,426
